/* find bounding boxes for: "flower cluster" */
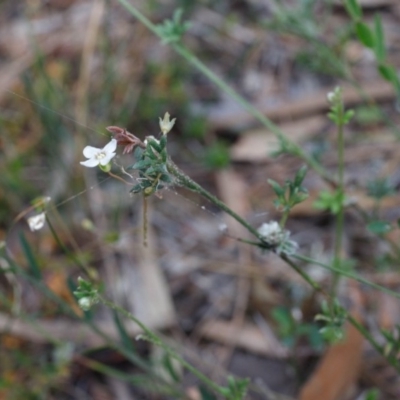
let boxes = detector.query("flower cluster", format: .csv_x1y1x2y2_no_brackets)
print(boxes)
257,221,298,256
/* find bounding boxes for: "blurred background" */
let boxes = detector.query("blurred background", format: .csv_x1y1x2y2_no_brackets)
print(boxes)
1,0,400,399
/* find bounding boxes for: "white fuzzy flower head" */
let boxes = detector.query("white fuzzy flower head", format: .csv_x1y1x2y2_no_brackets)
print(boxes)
257,221,298,256
80,139,117,168
257,221,284,245
159,112,176,135
78,297,92,311
327,86,341,104
27,212,46,232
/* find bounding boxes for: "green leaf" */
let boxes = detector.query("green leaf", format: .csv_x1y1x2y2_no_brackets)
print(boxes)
344,0,362,20
148,138,162,153
367,220,392,235
146,144,158,160
19,232,42,279
343,109,355,124
378,64,399,85
374,14,385,62
113,311,136,353
268,179,285,198
162,353,180,383
133,146,144,160
160,173,172,183
294,165,308,187
199,386,217,400
313,189,345,214
131,159,152,170
355,21,375,48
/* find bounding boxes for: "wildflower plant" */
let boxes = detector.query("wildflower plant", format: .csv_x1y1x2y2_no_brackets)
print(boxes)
156,9,191,45
37,1,400,395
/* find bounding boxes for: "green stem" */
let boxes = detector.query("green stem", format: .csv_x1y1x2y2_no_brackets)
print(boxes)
167,159,262,240
293,253,400,300
116,0,335,186
279,209,291,228
331,120,345,296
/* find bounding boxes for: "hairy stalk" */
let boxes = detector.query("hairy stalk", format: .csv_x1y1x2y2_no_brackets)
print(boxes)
116,0,335,186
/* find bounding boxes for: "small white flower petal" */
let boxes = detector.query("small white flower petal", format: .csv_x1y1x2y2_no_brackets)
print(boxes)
80,159,99,167
159,112,176,134
103,138,117,153
83,145,101,158
99,152,115,166
28,213,46,231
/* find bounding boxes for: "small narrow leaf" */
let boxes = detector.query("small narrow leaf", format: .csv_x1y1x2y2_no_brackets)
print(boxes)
374,14,385,62
113,311,135,353
344,0,362,19
268,179,284,197
355,21,375,48
378,64,398,85
294,165,308,187
19,232,42,280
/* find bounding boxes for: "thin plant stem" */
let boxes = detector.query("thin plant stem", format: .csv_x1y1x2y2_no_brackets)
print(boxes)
279,209,290,228
167,159,262,240
142,195,148,247
331,119,345,296
293,253,400,300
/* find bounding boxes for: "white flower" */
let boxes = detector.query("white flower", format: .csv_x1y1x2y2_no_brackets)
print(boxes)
159,112,176,135
27,212,46,231
257,221,283,245
327,86,341,104
257,221,298,255
78,297,92,311
80,139,117,168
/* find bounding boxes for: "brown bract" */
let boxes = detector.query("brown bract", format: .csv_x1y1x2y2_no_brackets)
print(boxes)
106,126,145,154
